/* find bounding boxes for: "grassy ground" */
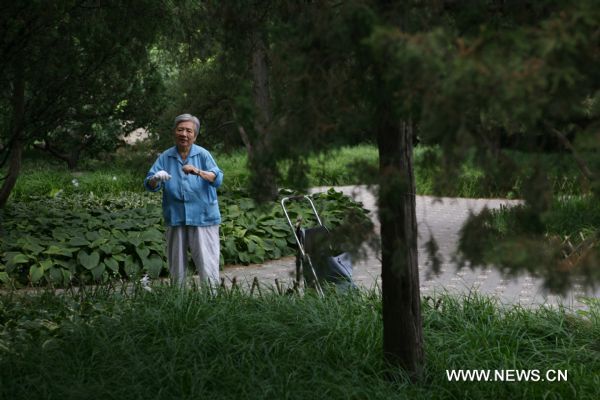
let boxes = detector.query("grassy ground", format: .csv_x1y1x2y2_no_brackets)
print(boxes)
10,143,594,199
0,288,598,400
2,146,598,399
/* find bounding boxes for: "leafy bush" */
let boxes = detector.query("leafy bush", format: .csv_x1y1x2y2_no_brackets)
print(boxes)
0,193,165,287
219,188,372,264
0,189,371,287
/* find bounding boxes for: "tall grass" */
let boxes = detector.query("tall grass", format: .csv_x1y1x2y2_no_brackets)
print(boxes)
487,195,600,248
542,196,600,239
1,288,598,399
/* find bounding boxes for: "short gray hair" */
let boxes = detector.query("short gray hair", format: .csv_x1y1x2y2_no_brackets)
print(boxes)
173,113,200,136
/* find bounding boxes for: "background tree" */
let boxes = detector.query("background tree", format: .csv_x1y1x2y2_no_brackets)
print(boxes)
156,1,282,201
0,0,168,205
243,0,600,378
364,0,600,291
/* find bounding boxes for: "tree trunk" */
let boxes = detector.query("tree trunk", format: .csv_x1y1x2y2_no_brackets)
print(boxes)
0,67,25,208
377,107,424,379
248,34,278,202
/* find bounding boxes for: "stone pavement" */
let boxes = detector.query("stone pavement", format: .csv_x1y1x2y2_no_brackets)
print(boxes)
223,186,599,310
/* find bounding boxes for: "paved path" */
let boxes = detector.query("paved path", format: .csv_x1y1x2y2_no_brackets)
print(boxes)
223,186,598,310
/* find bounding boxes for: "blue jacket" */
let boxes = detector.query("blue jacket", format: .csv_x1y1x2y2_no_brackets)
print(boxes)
144,144,223,227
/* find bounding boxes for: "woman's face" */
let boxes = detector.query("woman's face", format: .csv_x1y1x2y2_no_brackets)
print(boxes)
174,121,197,149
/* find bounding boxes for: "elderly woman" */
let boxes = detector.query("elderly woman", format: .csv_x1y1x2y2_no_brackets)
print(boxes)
144,113,223,286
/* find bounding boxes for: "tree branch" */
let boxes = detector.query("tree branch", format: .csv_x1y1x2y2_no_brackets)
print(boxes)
32,140,70,165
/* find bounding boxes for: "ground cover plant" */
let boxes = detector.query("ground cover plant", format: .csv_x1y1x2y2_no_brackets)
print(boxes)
0,189,371,287
0,288,597,400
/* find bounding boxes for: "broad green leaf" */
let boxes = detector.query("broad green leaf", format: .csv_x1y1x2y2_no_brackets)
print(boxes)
127,237,142,247
262,240,275,251
29,264,44,283
39,259,53,271
238,252,249,263
234,228,248,239
99,244,113,255
98,228,111,237
49,267,63,284
21,240,45,255
54,259,76,272
115,221,135,229
51,228,70,241
90,264,106,281
254,246,266,257
136,246,150,260
90,238,109,248
62,270,72,283
111,244,126,254
273,238,288,249
124,255,140,277
247,234,263,243
226,205,241,218
224,239,236,255
45,245,77,257
111,230,127,240
0,271,9,283
246,239,257,253
141,228,163,242
69,237,90,247
8,253,30,265
272,247,282,259
144,255,163,279
85,231,102,242
270,230,289,238
78,250,100,270
103,257,119,273
112,254,126,262
146,243,164,253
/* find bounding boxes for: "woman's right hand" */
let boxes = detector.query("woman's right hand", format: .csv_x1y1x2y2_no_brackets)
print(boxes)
151,170,171,184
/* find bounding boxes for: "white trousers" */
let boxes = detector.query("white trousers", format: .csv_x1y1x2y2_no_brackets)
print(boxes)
166,225,220,286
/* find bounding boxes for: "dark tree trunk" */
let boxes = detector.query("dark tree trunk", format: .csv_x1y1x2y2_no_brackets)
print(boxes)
372,0,424,380
248,34,278,202
66,155,79,170
0,68,25,208
377,106,424,379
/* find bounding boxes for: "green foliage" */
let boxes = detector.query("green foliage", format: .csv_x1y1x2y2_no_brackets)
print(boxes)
0,193,166,287
457,195,600,294
219,187,373,265
9,167,143,201
0,290,598,399
11,143,600,201
0,0,170,156
0,189,371,286
362,0,600,201
413,146,598,198
280,144,379,187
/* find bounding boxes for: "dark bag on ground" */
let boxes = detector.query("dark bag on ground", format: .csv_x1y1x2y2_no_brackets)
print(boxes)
300,226,355,290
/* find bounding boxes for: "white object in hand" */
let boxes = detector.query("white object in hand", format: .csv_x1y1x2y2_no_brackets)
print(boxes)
152,170,171,182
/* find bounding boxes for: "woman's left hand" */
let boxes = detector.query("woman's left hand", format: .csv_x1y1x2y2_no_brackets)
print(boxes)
182,165,216,182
